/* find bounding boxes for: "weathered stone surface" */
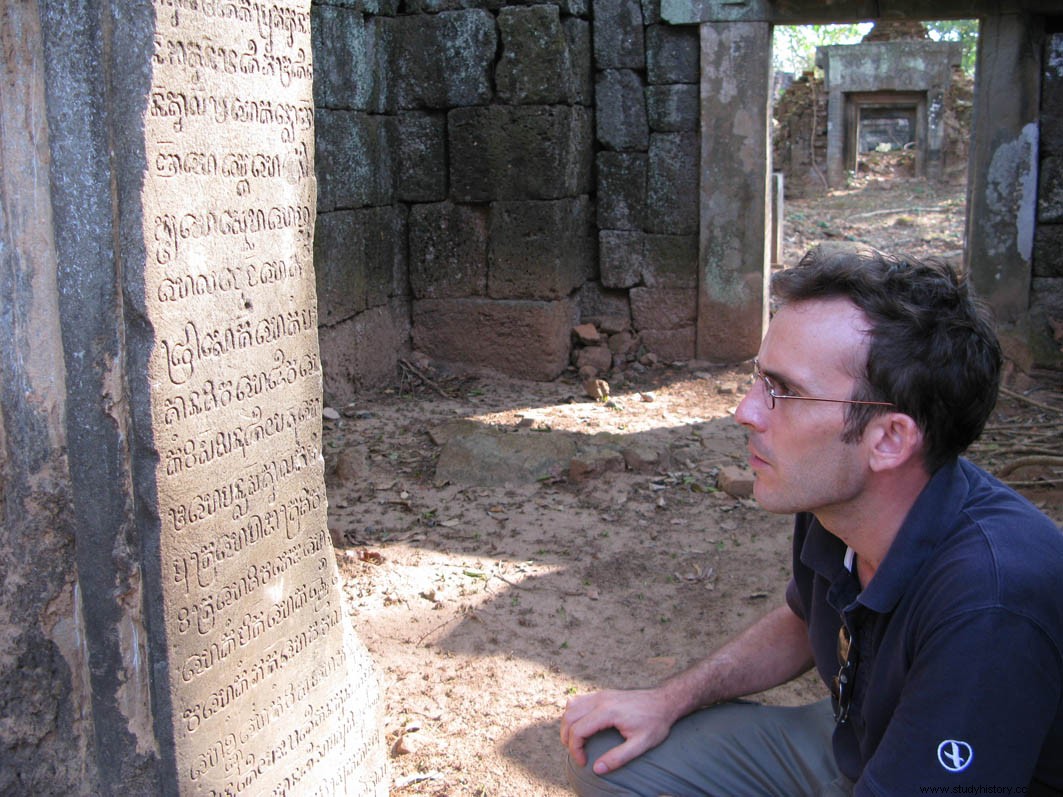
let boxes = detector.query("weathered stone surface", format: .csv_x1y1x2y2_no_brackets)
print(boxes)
449,105,594,200
623,442,661,472
597,151,647,230
596,69,649,151
631,286,697,329
397,111,447,202
316,211,368,322
390,10,496,109
412,297,577,380
565,17,594,105
573,322,601,345
497,5,578,104
436,427,577,487
143,3,391,793
577,281,632,321
717,465,755,498
409,202,489,298
403,0,589,12
1038,155,1063,224
0,6,86,790
488,198,594,299
316,109,397,211
600,230,646,289
646,24,700,84
316,0,400,12
320,300,413,405
644,234,698,288
697,22,772,362
640,327,697,361
646,84,699,131
593,0,645,69
576,345,614,373
640,0,661,25
1042,33,1063,155
316,206,409,324
1033,224,1063,278
609,330,638,354
312,7,388,111
570,445,626,482
646,132,699,234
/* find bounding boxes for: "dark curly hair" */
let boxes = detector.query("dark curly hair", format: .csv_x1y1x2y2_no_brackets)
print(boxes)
772,245,1003,473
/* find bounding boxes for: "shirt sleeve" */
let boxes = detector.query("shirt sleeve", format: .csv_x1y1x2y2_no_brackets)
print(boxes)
855,606,1061,796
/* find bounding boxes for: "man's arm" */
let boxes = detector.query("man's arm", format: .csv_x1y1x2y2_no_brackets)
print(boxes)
560,603,814,775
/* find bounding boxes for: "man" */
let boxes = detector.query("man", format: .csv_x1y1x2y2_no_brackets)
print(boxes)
560,245,1063,796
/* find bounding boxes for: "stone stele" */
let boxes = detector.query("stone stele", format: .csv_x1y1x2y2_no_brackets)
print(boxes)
140,2,387,794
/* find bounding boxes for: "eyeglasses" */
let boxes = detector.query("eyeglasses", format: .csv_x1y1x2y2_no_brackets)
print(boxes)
752,359,896,411
831,625,857,725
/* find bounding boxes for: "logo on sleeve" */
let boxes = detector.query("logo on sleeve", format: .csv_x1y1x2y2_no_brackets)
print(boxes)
936,740,973,773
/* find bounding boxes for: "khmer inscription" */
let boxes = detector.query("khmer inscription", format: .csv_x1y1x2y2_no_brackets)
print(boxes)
140,0,386,792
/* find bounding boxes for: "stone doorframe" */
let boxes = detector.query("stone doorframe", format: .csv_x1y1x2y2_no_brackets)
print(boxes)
662,1,1048,358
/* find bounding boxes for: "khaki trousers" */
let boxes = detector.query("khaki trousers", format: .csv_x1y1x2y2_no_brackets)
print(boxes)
566,699,852,797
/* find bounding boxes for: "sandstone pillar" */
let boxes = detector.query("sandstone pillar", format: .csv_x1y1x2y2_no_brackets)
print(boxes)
696,21,771,362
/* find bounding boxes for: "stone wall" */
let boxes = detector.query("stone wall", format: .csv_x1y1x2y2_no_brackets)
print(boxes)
311,0,701,402
1032,24,1063,367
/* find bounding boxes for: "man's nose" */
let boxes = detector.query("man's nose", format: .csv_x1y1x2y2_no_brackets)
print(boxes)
734,382,766,431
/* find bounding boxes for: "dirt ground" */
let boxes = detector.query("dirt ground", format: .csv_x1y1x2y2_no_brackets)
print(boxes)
324,172,1063,796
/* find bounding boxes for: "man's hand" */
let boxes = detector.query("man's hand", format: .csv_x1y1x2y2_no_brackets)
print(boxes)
559,687,677,775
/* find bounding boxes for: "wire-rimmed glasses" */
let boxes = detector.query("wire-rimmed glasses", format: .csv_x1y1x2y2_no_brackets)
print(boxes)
752,359,896,411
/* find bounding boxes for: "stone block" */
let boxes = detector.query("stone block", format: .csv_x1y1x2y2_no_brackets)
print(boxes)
596,69,649,151
397,112,447,202
412,297,577,380
717,465,755,499
639,327,696,361
599,230,645,289
497,5,580,105
646,24,700,84
597,151,646,230
319,299,412,406
644,234,697,288
631,286,697,330
646,84,699,132
1033,224,1063,278
315,0,400,11
564,18,594,105
592,0,645,69
315,207,409,324
315,211,367,323
646,131,699,234
315,109,396,211
1041,33,1063,155
409,202,489,298
640,0,661,25
390,10,496,109
311,6,388,111
449,105,594,201
1038,155,1063,224
577,281,631,322
576,345,614,373
488,197,594,299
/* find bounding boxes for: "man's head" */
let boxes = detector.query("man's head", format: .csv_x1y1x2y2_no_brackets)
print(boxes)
770,245,1002,473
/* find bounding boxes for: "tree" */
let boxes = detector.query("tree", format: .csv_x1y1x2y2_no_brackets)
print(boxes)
773,20,979,78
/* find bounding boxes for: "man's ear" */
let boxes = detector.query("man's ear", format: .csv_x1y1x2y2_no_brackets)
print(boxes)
866,412,925,473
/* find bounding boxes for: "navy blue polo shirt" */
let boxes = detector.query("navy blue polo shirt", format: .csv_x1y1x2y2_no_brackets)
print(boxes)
786,458,1063,795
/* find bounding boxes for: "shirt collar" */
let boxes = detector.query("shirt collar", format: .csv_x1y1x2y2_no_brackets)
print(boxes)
797,458,970,614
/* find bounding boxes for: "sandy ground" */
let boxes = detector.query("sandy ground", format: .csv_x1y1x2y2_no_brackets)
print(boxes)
323,175,1063,796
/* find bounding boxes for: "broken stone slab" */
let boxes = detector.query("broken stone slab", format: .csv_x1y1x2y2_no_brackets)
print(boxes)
435,427,577,486
572,322,601,345
575,345,614,374
717,465,755,498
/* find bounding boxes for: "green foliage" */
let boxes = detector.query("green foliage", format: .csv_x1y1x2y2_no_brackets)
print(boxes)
773,23,872,75
926,19,979,76
773,19,978,78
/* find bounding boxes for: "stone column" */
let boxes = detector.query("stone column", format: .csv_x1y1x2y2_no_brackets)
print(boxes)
696,21,771,362
966,13,1043,324
5,2,390,794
